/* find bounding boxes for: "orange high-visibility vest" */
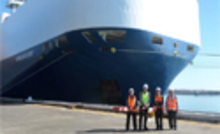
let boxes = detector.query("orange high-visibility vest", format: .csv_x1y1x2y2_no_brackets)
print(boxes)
155,95,163,103
153,95,164,111
166,96,177,111
128,95,136,109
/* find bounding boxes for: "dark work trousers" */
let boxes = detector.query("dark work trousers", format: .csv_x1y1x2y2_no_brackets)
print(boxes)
139,107,148,130
126,111,137,130
168,111,177,129
155,109,163,129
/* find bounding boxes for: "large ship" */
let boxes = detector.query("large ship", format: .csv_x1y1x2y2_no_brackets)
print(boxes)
0,0,200,104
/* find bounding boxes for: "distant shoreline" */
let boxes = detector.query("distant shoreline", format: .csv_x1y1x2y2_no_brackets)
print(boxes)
171,90,220,95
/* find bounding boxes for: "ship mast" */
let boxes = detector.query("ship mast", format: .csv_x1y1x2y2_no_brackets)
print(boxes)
6,0,26,13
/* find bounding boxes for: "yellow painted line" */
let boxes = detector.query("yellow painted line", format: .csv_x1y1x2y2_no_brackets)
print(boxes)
34,104,220,128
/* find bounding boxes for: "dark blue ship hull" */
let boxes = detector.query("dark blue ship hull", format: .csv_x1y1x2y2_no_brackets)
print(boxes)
0,28,199,105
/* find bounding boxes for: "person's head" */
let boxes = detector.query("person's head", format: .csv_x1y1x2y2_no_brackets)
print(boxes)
129,88,134,95
143,84,148,92
156,87,161,95
169,89,174,96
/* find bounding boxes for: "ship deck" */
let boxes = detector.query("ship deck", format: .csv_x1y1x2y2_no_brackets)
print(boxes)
0,102,219,134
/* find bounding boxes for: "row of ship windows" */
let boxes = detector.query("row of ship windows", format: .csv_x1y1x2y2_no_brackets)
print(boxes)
152,36,194,53
42,31,194,53
43,36,70,52
82,30,194,53
82,30,126,43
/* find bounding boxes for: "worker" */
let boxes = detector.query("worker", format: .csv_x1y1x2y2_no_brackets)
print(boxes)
166,89,178,130
153,87,164,130
139,83,150,131
126,88,137,131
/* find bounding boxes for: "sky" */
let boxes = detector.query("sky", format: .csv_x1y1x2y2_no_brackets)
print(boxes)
169,0,220,90
0,0,220,90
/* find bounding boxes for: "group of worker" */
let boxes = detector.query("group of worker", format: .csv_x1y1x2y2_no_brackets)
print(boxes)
126,83,178,131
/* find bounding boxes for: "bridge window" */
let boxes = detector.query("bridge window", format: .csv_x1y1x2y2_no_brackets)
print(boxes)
98,30,126,42
50,41,55,49
43,43,49,52
55,39,59,48
57,35,70,47
152,36,163,45
174,42,178,48
187,45,194,53
82,31,96,43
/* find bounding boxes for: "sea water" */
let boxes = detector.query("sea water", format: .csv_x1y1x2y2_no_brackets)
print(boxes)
164,94,220,113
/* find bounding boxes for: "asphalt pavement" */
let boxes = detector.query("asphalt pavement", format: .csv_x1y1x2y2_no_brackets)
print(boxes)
0,103,219,134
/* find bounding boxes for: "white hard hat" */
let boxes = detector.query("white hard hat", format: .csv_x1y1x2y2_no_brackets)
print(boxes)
156,87,161,91
143,83,149,88
129,88,134,93
169,88,174,91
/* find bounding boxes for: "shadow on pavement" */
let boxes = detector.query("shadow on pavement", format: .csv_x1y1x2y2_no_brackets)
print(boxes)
0,100,25,106
0,102,25,106
83,128,171,133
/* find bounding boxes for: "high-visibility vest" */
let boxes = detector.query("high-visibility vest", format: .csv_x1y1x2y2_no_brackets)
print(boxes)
140,91,149,106
166,96,177,111
128,95,136,109
155,95,163,103
153,95,164,111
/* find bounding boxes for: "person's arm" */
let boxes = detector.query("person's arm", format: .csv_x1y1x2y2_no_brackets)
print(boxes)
165,96,168,111
159,96,164,109
139,92,144,105
126,98,129,108
148,92,151,107
176,96,178,112
154,95,158,106
135,96,138,109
